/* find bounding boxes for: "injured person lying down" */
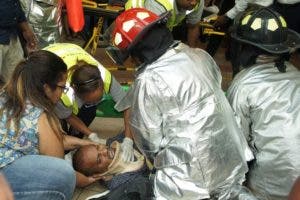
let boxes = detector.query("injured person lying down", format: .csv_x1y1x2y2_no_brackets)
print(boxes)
72,141,153,200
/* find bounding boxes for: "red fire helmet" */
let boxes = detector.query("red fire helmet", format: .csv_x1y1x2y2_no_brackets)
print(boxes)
112,8,169,50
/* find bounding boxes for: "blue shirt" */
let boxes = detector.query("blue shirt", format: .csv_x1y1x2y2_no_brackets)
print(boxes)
0,0,27,44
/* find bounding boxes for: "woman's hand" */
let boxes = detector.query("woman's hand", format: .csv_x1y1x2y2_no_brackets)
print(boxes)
76,171,109,188
63,135,98,151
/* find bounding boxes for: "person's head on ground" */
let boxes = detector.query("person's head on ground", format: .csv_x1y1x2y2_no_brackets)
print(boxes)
230,7,300,73
69,61,104,105
73,141,145,177
73,143,116,176
0,50,67,136
112,8,174,65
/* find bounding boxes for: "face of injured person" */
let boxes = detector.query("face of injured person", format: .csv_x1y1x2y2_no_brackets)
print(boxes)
74,144,116,175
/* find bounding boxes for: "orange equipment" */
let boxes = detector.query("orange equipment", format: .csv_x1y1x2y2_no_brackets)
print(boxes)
66,0,85,32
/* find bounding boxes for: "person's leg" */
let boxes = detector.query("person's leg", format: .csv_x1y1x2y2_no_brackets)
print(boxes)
1,155,76,200
2,36,24,82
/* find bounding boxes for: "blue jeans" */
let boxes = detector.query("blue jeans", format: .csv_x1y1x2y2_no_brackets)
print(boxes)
0,155,76,200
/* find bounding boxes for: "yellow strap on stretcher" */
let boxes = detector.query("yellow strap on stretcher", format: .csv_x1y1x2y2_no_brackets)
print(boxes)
82,0,97,8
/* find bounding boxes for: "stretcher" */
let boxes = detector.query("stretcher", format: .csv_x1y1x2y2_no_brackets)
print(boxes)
199,13,225,36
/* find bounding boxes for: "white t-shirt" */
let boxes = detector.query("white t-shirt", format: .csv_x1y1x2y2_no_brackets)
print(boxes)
226,0,273,19
144,0,204,25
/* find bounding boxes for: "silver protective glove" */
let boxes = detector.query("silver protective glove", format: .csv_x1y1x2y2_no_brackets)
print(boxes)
120,137,134,162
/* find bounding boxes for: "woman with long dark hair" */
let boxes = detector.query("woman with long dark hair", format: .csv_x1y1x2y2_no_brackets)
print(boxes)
0,50,76,200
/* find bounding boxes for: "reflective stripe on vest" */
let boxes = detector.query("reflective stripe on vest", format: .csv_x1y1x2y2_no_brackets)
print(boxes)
125,0,200,30
60,86,79,115
43,43,112,114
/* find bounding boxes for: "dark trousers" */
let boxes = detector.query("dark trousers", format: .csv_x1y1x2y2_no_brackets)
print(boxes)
61,104,97,138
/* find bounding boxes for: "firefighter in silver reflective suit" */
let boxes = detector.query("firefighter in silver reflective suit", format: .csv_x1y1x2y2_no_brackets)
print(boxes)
20,0,62,48
111,8,256,200
228,8,300,200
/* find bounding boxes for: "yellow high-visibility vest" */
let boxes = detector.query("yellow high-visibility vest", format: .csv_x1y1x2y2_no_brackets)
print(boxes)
44,43,112,115
125,0,200,30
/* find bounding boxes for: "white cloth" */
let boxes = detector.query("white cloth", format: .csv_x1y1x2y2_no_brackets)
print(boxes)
226,0,273,19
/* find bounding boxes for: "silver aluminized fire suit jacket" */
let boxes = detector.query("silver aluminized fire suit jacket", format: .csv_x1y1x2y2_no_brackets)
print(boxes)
227,62,300,200
117,43,255,200
20,0,62,48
